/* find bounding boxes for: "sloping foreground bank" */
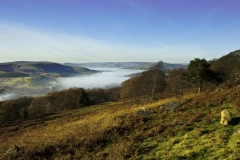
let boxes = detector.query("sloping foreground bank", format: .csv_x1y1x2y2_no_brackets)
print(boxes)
1,86,240,159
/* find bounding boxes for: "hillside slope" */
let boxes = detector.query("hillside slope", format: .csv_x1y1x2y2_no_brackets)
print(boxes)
0,61,97,77
1,86,240,159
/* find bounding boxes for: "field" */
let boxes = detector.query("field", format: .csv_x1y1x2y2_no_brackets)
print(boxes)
1,86,240,159
0,77,53,97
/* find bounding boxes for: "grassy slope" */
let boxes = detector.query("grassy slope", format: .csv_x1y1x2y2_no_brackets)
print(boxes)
71,66,98,74
1,87,240,159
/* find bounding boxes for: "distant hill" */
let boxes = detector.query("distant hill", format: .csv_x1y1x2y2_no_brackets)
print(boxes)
64,62,187,70
0,61,97,77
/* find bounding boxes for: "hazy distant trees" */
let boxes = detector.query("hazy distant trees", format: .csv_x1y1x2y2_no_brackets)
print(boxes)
150,60,164,70
181,58,220,93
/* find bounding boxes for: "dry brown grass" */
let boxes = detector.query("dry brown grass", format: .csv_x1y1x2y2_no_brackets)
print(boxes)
1,86,240,159
0,100,147,159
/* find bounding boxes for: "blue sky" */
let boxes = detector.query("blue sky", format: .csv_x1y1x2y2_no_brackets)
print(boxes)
0,0,240,63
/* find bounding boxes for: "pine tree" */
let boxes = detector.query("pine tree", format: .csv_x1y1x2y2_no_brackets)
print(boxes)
182,58,221,93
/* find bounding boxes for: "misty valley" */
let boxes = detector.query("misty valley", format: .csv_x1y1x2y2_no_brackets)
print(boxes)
0,67,143,101
0,61,187,101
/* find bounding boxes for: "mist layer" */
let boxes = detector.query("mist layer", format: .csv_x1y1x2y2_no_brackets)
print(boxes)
57,68,143,89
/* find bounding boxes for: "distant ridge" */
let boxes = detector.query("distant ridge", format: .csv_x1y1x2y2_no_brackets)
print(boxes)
64,62,187,70
0,61,97,77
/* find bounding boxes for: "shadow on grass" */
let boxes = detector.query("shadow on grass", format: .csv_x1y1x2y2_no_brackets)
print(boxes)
232,117,240,125
138,143,159,155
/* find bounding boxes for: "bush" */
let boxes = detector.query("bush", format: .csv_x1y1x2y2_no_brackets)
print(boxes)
28,88,90,117
77,89,90,108
0,97,34,123
19,106,28,118
27,96,55,117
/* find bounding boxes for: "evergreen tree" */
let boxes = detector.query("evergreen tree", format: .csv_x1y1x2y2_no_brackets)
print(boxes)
182,58,220,93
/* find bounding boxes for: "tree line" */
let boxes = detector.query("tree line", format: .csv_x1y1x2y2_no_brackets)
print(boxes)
121,50,240,100
0,87,120,123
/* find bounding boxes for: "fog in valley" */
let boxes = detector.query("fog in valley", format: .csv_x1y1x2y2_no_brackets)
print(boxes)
0,68,144,101
57,68,144,89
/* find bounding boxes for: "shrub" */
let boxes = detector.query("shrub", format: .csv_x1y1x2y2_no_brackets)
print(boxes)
28,88,90,117
19,106,28,118
0,97,34,123
77,89,90,108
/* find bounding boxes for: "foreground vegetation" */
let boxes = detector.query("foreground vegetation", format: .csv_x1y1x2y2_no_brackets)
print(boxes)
1,86,240,159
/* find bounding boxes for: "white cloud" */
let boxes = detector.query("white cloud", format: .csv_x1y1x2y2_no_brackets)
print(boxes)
0,22,207,63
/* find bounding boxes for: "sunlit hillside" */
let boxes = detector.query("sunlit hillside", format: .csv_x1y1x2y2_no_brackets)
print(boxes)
0,61,97,77
1,85,240,159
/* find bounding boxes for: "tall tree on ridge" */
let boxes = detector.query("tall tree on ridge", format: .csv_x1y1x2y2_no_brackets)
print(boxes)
182,58,221,93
